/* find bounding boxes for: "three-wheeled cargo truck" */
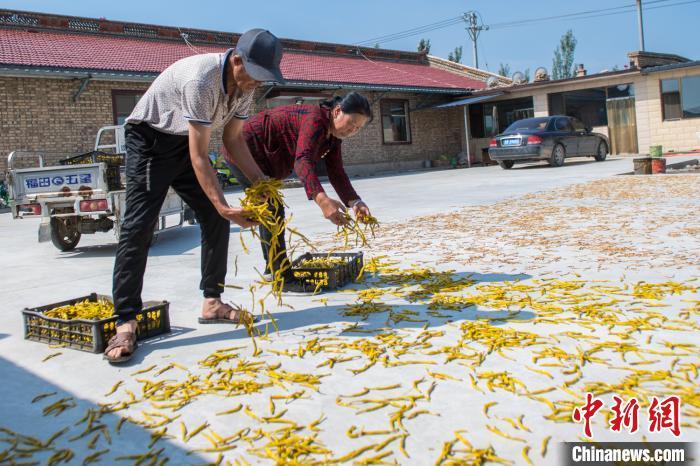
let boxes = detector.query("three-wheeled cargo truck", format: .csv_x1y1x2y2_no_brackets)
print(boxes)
6,125,194,251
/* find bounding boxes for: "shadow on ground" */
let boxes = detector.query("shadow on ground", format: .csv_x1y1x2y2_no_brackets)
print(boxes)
511,157,615,170
0,333,205,464
125,270,534,362
55,224,242,259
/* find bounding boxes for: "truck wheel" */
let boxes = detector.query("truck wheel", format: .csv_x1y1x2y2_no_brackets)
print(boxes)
50,217,81,251
498,160,515,169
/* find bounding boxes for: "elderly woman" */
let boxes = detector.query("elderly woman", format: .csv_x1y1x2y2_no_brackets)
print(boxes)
225,92,373,292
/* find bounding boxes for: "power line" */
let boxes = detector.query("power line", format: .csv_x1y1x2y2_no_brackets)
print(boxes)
355,0,675,45
355,17,462,45
487,0,670,29
354,0,694,47
489,0,698,30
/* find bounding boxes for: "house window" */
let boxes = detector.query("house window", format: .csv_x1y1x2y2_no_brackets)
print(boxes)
548,88,608,127
380,100,411,143
661,79,682,120
112,90,143,125
682,75,700,118
662,75,700,120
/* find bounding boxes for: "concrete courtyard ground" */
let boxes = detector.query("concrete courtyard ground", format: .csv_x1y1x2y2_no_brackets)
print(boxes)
1,156,698,465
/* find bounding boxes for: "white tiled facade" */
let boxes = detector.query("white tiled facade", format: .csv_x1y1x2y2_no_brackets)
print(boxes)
469,65,700,158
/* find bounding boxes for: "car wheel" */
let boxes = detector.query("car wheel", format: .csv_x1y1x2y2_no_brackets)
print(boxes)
594,141,608,161
498,160,515,170
549,144,566,167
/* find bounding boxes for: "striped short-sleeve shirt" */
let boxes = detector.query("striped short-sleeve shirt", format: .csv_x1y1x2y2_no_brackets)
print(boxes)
126,49,254,135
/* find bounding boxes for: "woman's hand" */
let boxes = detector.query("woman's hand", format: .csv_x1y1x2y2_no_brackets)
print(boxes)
351,200,371,220
315,192,349,226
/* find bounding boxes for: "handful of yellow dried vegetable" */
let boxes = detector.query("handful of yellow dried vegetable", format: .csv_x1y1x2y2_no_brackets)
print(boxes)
238,179,308,300
43,299,113,321
336,213,379,248
297,258,347,269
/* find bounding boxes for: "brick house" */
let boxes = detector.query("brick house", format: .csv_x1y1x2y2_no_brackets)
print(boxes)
0,9,510,179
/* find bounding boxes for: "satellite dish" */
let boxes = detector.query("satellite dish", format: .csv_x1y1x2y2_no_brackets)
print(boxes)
534,66,549,82
512,71,526,84
486,76,499,88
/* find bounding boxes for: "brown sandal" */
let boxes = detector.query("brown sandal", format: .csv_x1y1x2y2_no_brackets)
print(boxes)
103,332,138,364
198,303,260,325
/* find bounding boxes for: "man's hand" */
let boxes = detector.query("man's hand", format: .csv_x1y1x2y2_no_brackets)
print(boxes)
315,192,348,226
219,206,258,228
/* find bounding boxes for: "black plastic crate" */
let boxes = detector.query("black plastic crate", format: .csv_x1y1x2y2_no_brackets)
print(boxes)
59,151,125,191
290,252,363,291
22,293,171,353
59,151,124,167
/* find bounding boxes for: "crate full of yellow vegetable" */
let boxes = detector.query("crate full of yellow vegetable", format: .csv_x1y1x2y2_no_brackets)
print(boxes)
22,293,170,353
291,252,363,292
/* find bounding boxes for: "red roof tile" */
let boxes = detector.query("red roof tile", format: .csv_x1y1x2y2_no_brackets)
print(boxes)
0,28,484,90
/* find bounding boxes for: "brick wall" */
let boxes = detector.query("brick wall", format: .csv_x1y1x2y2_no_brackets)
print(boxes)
0,76,149,174
1,77,466,179
341,91,464,172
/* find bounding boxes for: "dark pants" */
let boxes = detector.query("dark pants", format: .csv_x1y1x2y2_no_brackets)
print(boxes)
228,164,289,275
112,123,229,323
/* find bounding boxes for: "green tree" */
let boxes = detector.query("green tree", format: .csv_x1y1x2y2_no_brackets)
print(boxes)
498,63,511,77
523,68,531,82
552,30,577,80
448,46,463,63
374,42,380,49
417,38,431,54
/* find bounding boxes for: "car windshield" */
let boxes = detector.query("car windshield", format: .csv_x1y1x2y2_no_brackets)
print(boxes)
504,118,549,132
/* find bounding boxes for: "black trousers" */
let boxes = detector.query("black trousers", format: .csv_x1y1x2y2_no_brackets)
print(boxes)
112,123,230,323
228,164,289,275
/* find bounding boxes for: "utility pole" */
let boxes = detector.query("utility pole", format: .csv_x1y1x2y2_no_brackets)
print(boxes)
636,0,646,51
463,11,488,69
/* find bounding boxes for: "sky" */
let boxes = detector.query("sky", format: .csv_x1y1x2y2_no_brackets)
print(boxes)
1,0,698,76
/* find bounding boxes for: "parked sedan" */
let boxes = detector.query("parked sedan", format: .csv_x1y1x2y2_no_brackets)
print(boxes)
488,116,609,169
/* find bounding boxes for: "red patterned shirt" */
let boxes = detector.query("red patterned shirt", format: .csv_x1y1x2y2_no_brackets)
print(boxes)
239,104,360,206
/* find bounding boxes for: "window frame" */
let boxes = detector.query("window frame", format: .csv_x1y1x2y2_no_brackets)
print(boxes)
380,99,412,145
111,90,144,125
660,78,682,121
659,76,700,121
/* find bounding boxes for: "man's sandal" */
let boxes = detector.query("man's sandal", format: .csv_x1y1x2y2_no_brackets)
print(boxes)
103,332,138,364
198,304,261,325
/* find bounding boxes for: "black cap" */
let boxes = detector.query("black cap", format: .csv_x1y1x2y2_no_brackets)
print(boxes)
236,28,285,83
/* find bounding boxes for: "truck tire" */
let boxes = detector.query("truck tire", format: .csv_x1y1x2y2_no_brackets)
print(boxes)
498,160,515,169
50,217,81,251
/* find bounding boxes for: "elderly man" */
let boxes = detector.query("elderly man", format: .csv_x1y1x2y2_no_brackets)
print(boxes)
106,29,285,363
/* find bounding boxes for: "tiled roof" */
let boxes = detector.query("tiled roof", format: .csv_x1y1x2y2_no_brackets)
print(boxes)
0,28,484,91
